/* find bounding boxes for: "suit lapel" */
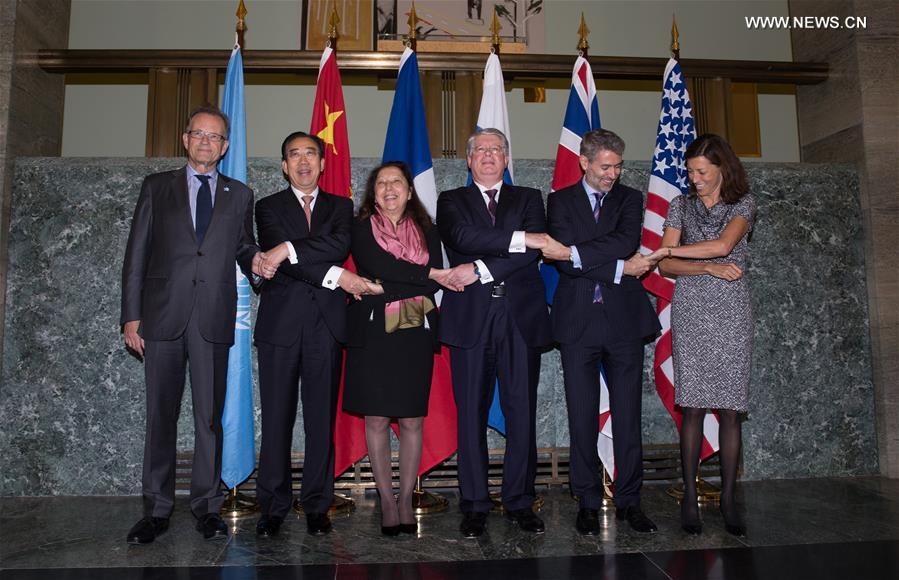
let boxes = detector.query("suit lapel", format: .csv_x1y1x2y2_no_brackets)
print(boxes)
495,183,515,229
170,167,197,244
466,184,494,227
279,188,309,237
596,182,624,232
310,190,331,234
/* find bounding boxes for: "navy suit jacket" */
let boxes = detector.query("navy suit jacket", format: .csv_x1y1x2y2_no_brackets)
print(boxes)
547,180,660,344
253,188,353,346
437,183,551,349
120,167,258,344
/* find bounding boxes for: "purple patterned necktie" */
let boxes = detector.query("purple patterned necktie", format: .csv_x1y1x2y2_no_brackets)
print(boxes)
485,189,498,225
592,191,606,303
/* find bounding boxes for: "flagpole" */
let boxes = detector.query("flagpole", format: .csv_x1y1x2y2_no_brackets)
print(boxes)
403,2,448,516
217,1,260,521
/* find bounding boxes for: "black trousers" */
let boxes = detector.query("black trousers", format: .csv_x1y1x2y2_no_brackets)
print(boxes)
255,307,341,517
450,298,540,513
142,309,229,518
560,305,646,509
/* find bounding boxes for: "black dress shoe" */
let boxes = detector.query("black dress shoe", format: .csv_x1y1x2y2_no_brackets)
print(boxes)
126,516,169,544
196,513,228,540
381,525,401,536
256,514,284,537
504,508,545,534
616,506,658,533
306,512,332,536
460,511,488,538
575,508,600,536
398,522,418,535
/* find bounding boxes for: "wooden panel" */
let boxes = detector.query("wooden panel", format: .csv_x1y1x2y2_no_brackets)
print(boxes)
693,77,732,138
453,72,482,159
729,82,761,157
145,68,181,157
421,70,442,160
305,0,374,51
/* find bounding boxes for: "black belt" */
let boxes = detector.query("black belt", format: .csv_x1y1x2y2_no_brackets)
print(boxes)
491,284,506,298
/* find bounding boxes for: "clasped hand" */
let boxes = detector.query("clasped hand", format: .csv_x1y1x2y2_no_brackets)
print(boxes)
251,243,291,280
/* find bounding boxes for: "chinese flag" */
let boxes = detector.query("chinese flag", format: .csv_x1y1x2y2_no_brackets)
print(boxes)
310,46,367,477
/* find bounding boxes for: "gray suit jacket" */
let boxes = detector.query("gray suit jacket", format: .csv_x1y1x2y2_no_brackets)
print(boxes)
120,166,259,344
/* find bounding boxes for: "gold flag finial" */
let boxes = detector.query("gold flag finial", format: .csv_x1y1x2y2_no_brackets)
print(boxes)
671,14,680,56
328,3,341,41
236,0,247,47
577,12,590,54
490,7,502,50
408,1,418,41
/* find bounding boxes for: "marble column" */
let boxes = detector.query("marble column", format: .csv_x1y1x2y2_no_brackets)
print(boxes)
790,0,899,477
0,0,71,368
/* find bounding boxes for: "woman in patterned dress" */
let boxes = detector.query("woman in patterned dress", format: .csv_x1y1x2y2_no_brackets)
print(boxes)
654,134,756,537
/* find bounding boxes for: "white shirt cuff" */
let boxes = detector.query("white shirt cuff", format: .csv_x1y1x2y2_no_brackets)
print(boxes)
509,231,526,253
285,241,298,265
323,266,344,290
614,259,624,284
474,259,494,284
570,245,582,269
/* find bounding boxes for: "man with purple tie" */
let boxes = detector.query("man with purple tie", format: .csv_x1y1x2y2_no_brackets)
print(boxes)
540,129,661,536
437,128,552,538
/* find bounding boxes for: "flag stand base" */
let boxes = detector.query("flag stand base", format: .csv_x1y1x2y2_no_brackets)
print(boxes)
489,492,544,513
293,493,356,516
666,477,721,504
601,467,615,508
221,487,259,519
412,477,449,514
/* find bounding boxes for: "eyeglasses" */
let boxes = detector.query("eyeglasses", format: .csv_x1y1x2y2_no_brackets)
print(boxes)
473,145,505,157
186,130,227,143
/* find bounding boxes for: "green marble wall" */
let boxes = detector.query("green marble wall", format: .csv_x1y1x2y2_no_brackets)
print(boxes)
0,158,876,495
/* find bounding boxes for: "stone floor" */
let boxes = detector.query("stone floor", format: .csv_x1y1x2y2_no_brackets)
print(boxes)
2,477,899,579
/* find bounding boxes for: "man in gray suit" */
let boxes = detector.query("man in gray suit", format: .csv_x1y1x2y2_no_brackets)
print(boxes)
121,105,267,544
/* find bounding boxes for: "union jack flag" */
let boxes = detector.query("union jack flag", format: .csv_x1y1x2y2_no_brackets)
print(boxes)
640,58,720,459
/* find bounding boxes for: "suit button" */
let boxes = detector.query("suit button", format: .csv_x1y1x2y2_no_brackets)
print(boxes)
197,251,203,256
192,280,196,286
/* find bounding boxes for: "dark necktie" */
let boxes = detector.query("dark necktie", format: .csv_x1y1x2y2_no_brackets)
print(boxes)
592,191,606,303
485,189,498,225
195,174,212,246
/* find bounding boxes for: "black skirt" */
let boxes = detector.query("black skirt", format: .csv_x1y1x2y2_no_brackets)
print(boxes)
343,314,434,418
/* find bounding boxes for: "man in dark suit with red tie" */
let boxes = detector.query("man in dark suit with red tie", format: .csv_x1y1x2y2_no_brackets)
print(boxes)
251,132,370,537
540,129,661,536
121,105,265,544
437,128,552,538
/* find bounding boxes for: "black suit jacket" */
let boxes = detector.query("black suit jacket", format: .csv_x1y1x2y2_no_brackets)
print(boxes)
347,218,441,350
437,183,551,349
547,180,660,344
253,188,353,346
120,167,258,344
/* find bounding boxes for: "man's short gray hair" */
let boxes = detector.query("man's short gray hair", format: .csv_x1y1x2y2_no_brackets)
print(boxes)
184,105,231,138
466,128,510,156
580,129,625,161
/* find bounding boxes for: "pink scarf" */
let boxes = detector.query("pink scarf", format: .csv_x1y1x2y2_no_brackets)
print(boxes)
370,209,432,332
370,209,429,265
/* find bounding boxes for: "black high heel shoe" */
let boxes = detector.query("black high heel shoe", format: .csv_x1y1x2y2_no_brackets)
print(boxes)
381,525,401,536
720,505,746,537
398,522,418,535
680,500,702,535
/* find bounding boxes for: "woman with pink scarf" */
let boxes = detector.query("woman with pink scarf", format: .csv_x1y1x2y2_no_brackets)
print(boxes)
343,161,460,536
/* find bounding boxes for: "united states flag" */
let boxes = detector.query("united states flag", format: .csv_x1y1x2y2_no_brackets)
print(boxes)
640,58,720,459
